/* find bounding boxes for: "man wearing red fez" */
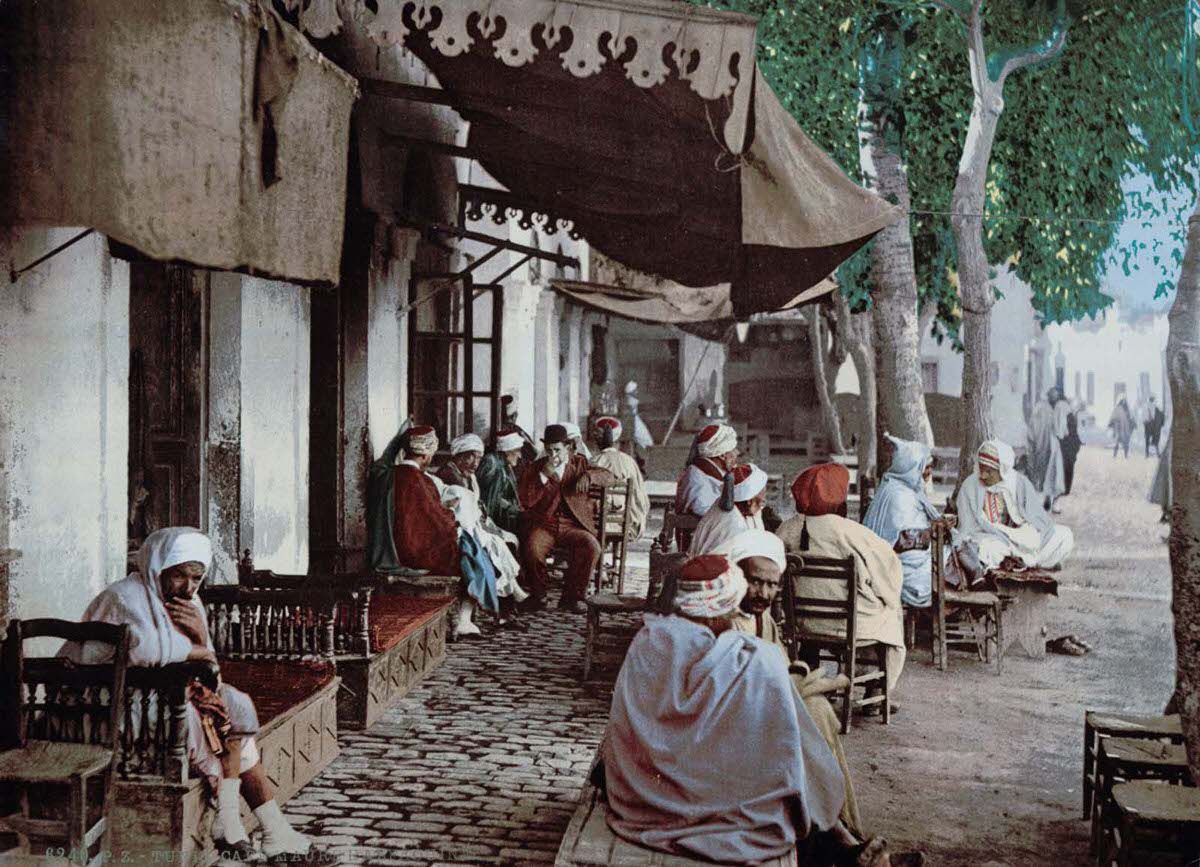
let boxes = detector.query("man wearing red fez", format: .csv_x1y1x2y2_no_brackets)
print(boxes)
589,416,650,540
675,423,740,517
517,424,615,613
688,462,769,555
602,550,922,865
391,425,461,577
777,463,907,705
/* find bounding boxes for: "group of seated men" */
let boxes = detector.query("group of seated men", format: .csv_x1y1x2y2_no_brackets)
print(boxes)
602,526,923,866
676,425,1076,702
387,415,649,636
598,429,1077,864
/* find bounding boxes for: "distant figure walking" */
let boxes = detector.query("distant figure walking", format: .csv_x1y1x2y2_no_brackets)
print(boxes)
1060,399,1083,496
1108,398,1134,458
1028,388,1066,512
1143,396,1165,458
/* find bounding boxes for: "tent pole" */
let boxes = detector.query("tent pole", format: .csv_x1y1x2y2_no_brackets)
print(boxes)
662,330,727,446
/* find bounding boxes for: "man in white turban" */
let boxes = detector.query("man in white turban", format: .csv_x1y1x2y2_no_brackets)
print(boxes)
561,421,593,461
689,462,768,555
955,439,1074,573
589,416,649,540
60,528,327,864
602,552,912,865
437,433,485,493
675,423,739,518
478,430,525,536
392,425,461,576
720,529,865,838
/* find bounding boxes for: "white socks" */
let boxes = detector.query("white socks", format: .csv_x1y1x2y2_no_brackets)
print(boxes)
213,778,249,844
455,598,481,636
255,800,310,857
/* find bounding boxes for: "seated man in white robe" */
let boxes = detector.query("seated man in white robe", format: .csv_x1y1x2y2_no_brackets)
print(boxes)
719,529,865,839
60,528,329,865
589,416,650,541
955,439,1074,572
777,463,907,699
674,423,739,517
688,462,768,555
601,554,918,866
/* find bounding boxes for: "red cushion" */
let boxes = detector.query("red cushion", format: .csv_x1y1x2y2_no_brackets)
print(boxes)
220,659,337,725
368,592,455,654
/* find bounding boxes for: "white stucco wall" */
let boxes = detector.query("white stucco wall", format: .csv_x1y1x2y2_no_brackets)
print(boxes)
367,227,417,456
0,227,129,626
1047,306,1169,431
837,269,1041,446
238,277,311,574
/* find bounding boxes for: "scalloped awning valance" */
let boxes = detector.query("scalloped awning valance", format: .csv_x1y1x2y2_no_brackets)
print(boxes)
292,0,758,154
1,0,357,286
303,0,901,315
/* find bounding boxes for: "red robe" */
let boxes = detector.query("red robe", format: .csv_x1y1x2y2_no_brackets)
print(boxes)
392,464,460,576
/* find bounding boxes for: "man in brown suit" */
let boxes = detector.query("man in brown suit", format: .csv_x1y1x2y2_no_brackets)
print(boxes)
518,424,614,613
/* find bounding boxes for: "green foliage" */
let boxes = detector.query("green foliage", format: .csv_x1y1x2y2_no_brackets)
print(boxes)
694,0,1200,332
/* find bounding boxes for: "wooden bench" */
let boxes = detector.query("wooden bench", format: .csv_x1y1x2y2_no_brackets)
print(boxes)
108,660,340,866
556,772,795,866
1090,737,1193,856
226,556,455,731
986,568,1058,659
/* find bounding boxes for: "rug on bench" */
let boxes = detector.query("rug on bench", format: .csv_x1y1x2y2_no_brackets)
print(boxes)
220,659,338,724
368,592,456,654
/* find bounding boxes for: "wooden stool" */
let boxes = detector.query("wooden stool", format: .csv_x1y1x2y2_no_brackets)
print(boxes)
1091,737,1192,855
1102,780,1200,866
1083,711,1182,820
582,593,645,681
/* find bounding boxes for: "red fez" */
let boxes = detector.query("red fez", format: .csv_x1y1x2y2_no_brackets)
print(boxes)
792,463,851,516
679,554,732,585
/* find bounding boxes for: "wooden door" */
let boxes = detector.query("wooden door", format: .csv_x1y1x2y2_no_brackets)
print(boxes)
128,263,205,553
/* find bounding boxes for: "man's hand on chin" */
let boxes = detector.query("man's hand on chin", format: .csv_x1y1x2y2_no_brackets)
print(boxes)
167,598,208,645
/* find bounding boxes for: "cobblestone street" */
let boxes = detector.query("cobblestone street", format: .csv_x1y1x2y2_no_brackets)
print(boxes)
282,568,648,866
284,447,1173,867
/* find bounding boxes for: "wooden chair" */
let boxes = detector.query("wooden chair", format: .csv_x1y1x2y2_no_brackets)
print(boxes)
655,505,700,554
1083,711,1183,823
931,519,1004,674
581,545,687,681
1091,736,1193,856
0,619,130,866
782,554,889,734
591,479,634,595
1100,780,1200,866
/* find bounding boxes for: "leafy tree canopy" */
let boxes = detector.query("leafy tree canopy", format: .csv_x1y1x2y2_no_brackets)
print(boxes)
696,0,1199,336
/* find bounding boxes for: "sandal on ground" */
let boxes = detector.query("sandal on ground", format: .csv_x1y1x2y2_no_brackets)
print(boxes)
861,701,900,717
1047,635,1087,656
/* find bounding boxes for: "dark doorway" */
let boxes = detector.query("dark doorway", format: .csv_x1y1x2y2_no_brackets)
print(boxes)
127,262,206,555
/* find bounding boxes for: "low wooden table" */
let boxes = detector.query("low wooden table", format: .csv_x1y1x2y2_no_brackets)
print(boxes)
986,568,1058,659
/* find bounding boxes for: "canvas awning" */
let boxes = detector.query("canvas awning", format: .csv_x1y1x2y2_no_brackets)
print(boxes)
292,0,900,315
1,0,358,285
552,250,836,326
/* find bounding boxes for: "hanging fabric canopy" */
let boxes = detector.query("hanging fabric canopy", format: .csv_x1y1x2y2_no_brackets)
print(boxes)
293,0,900,316
1,0,357,286
551,250,836,328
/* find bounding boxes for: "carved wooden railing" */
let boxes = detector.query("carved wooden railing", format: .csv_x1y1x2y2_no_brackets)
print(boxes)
201,584,371,660
12,658,215,783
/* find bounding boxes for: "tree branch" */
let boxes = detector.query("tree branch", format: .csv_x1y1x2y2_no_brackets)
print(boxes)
997,22,1068,85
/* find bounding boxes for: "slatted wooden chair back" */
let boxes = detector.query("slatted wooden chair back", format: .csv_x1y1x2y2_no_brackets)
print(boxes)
655,506,700,553
647,550,689,614
591,479,633,594
1,619,130,753
781,554,858,663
